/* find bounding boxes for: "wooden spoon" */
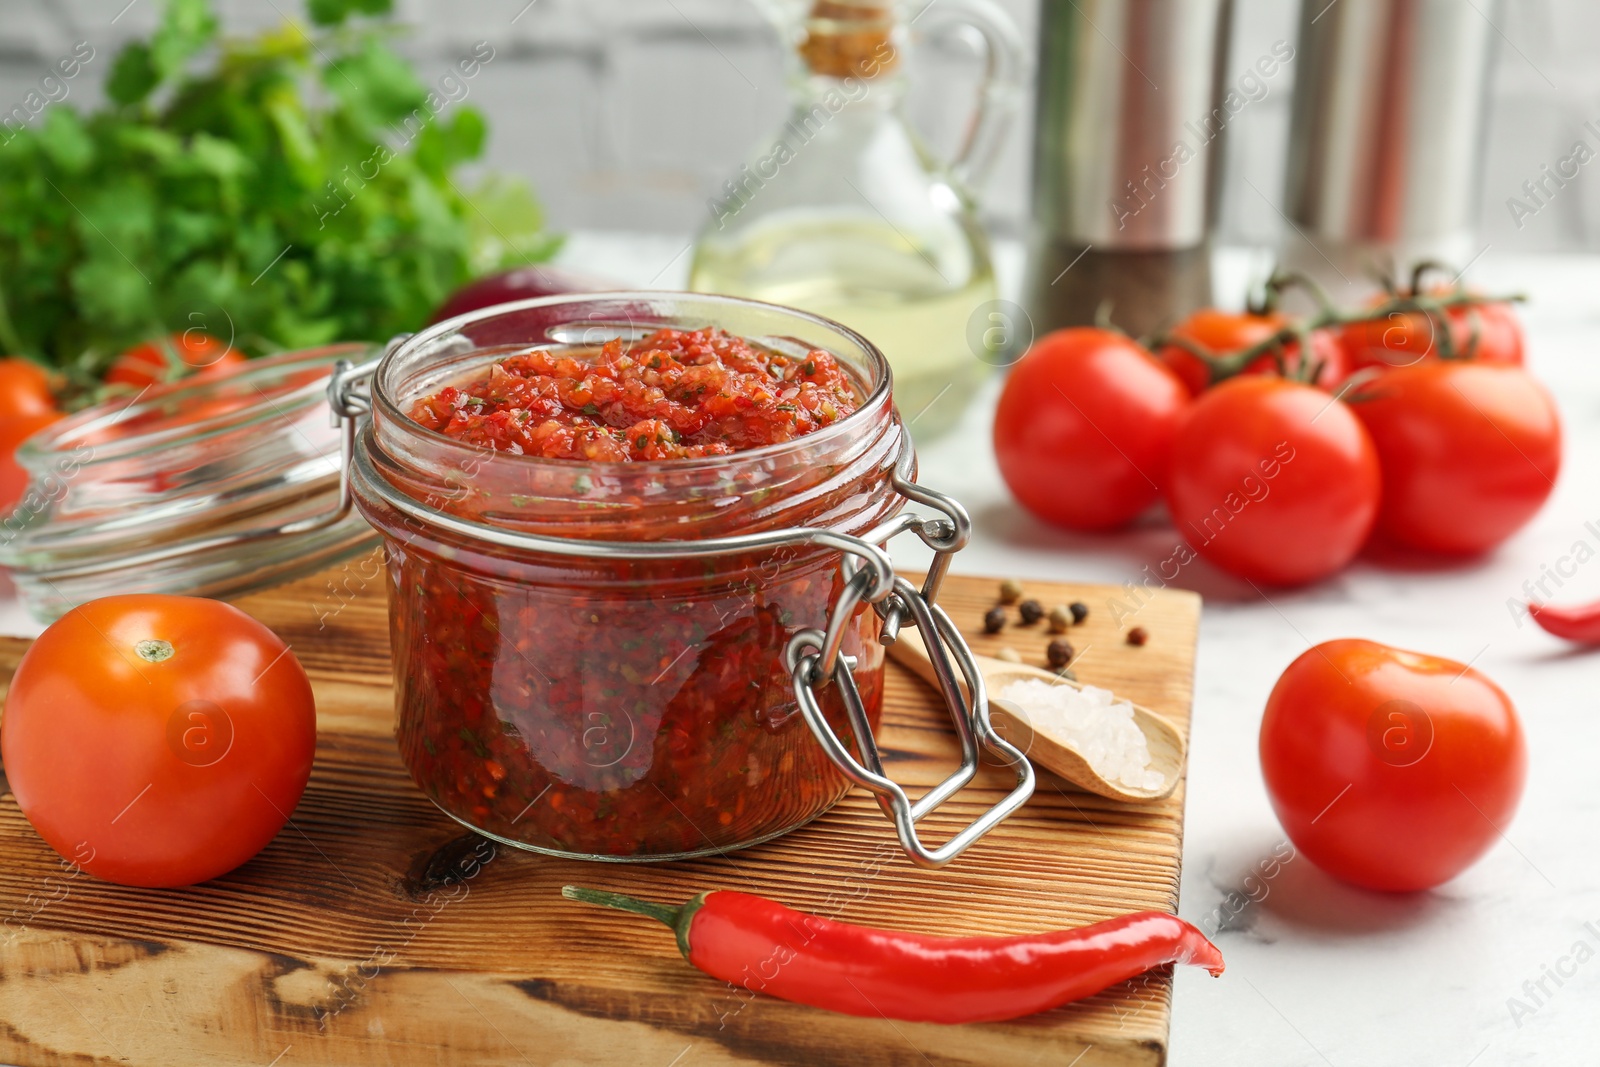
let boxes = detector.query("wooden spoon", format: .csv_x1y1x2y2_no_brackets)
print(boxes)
887,627,1186,802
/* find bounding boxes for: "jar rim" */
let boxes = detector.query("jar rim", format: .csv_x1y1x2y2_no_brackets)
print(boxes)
17,343,373,470
373,290,896,474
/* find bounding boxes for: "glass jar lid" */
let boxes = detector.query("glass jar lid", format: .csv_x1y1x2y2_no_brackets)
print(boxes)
0,344,380,621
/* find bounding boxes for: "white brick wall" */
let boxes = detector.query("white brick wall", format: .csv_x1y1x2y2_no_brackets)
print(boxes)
1,0,1596,251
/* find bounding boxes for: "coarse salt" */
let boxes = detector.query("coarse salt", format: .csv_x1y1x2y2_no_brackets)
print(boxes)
995,678,1165,791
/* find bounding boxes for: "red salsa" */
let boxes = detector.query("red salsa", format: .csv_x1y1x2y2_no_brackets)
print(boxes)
382,326,890,859
407,327,859,461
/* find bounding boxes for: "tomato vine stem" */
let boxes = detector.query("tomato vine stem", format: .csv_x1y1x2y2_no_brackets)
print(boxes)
1142,270,1525,388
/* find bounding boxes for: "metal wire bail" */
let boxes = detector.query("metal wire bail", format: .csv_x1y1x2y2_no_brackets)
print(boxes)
786,485,1035,869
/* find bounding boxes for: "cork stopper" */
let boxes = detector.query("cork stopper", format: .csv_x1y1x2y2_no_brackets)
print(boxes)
798,0,899,79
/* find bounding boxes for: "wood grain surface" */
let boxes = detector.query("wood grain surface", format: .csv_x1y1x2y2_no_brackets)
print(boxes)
0,556,1202,1067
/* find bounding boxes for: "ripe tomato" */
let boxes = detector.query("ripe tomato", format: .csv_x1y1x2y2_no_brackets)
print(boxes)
0,410,62,514
107,332,245,388
1260,639,1526,892
1157,309,1347,396
0,358,57,419
994,328,1189,531
1339,293,1523,372
1,595,316,887
1352,362,1560,555
1163,377,1380,586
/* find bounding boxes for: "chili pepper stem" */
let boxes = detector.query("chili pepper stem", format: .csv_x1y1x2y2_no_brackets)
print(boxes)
562,885,709,959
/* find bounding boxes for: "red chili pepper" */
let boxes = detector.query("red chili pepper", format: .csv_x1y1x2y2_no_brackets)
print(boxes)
1529,600,1600,644
562,885,1224,1024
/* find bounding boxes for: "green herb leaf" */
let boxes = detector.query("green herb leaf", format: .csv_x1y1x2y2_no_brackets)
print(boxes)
308,0,393,27
36,109,94,173
323,36,426,129
106,43,160,105
0,0,557,381
149,0,219,83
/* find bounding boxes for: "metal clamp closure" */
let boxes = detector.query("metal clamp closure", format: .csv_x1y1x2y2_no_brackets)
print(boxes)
785,482,1034,868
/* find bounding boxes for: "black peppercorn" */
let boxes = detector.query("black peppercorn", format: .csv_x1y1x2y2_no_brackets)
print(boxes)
1069,601,1088,624
1126,626,1148,647
1047,639,1074,669
983,606,1007,634
1018,599,1044,625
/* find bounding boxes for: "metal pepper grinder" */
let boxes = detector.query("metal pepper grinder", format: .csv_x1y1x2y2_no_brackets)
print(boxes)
1280,0,1498,301
1025,0,1232,337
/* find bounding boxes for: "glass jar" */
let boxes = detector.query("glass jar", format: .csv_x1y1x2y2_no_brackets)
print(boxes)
0,345,380,620
688,0,1024,441
346,292,1032,865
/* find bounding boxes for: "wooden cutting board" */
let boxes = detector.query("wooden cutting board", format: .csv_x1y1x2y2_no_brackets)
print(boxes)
0,559,1201,1067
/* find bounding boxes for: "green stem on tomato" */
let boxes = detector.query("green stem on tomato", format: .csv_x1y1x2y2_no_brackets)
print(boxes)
1409,259,1457,297
1370,256,1401,297
1335,366,1391,405
1261,269,1340,320
1433,304,1458,360
1285,321,1318,384
1204,287,1525,383
1456,303,1483,361
1245,281,1275,318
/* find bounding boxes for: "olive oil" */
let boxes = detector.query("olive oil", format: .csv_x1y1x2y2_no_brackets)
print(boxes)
690,212,998,440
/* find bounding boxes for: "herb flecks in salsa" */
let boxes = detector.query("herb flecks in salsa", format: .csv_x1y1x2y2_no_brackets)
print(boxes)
408,328,860,461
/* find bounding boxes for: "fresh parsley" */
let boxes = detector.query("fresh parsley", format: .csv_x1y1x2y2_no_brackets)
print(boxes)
0,0,558,382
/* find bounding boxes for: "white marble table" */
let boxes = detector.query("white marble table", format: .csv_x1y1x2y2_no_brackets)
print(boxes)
8,234,1594,1065
919,252,1600,1067
556,234,1597,1067
918,251,1600,1067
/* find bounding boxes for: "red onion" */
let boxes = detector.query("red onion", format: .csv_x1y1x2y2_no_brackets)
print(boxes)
430,266,624,324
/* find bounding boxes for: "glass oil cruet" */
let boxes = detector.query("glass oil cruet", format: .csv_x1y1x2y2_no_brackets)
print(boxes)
688,0,1023,440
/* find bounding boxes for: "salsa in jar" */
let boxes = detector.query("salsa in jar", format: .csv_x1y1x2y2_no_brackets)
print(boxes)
356,299,908,860
406,326,860,460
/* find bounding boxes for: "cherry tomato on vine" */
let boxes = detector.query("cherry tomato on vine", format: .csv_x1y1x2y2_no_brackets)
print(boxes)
1,595,316,887
107,332,245,389
1338,292,1523,372
1163,377,1380,586
995,328,1189,531
0,358,57,419
1260,639,1526,892
1156,309,1347,396
1352,362,1560,555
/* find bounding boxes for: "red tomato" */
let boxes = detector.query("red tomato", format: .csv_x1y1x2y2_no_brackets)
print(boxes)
994,328,1189,531
1260,639,1526,892
107,332,245,388
1,595,316,887
0,358,57,419
1352,362,1560,555
0,410,62,514
1157,309,1347,396
1339,293,1523,372
1163,377,1380,586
